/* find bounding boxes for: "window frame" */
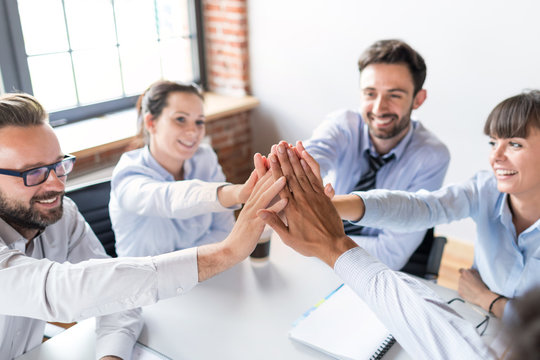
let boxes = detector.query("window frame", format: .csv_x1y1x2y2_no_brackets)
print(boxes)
0,0,206,127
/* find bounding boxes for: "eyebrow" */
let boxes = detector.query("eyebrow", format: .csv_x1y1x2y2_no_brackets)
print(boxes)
362,87,409,94
20,155,65,171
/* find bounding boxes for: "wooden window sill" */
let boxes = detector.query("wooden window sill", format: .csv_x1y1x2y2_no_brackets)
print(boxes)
56,92,259,157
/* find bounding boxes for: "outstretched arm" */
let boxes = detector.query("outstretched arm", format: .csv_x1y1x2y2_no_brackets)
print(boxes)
257,142,496,360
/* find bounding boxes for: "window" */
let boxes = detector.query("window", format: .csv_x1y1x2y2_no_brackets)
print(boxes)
0,0,205,126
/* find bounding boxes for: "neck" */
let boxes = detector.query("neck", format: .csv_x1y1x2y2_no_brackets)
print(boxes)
370,124,410,155
148,143,184,180
9,222,40,243
508,193,540,235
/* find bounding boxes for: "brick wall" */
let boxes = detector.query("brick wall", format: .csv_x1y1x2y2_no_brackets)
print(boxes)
206,111,253,184
203,0,250,96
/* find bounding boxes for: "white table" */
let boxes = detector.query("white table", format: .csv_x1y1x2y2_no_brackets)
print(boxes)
16,235,499,360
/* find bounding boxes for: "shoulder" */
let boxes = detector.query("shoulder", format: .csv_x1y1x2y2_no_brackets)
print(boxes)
324,109,363,128
112,147,162,184
408,121,450,161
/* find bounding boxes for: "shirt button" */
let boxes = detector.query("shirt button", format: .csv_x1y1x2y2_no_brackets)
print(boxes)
176,287,183,294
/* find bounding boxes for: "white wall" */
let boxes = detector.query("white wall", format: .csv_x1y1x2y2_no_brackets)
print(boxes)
248,0,540,242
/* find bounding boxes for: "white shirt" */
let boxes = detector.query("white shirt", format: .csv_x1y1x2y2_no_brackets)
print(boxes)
335,247,500,359
110,145,236,257
0,197,198,360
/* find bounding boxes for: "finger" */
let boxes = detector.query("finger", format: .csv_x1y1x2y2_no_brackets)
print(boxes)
275,143,303,194
286,147,312,192
250,175,286,210
266,198,288,214
244,169,258,192
257,210,288,240
254,153,267,178
299,158,324,193
269,153,291,200
301,149,323,185
324,183,335,199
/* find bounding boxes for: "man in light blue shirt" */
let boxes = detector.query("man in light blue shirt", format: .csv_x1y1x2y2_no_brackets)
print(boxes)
304,39,450,270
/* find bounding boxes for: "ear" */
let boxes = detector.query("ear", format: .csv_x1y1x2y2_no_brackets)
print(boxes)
412,89,427,110
144,113,157,134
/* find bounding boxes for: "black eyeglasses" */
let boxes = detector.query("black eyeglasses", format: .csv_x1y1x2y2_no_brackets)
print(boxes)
0,155,76,187
447,297,490,336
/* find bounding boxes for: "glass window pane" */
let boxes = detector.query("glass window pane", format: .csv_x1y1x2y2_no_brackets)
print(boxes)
27,54,77,111
156,0,191,39
114,0,157,44
17,0,69,55
72,48,123,104
120,43,162,96
160,38,194,83
64,0,116,50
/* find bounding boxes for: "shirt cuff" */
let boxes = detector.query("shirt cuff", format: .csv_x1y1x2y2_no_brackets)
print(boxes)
334,246,388,290
95,330,136,360
153,247,198,300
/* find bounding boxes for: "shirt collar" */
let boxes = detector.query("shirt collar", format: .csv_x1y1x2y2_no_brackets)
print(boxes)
0,217,28,248
497,192,540,234
142,146,175,181
359,116,416,161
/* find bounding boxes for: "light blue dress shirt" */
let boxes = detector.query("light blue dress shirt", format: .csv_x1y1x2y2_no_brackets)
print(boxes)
356,170,540,322
110,144,236,257
304,109,450,269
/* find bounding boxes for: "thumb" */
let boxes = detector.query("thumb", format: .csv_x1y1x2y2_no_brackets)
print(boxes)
324,183,335,199
257,210,288,238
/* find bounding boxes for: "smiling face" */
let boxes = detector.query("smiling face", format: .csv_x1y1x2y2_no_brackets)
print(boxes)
146,91,205,177
359,63,426,153
0,124,66,236
489,126,540,199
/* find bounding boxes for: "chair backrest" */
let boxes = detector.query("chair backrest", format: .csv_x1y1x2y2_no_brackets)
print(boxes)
400,228,447,280
66,179,117,257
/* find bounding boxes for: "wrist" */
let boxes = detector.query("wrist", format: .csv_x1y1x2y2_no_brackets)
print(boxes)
326,236,358,268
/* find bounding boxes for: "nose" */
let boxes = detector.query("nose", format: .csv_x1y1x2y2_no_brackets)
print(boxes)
42,169,66,192
490,142,506,162
372,95,388,114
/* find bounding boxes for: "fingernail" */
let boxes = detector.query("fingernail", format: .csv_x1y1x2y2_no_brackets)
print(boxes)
278,144,285,153
286,148,293,157
269,154,277,162
258,211,269,220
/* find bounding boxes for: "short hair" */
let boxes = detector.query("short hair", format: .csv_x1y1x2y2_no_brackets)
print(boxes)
358,39,427,95
134,80,204,146
483,90,540,138
0,93,48,128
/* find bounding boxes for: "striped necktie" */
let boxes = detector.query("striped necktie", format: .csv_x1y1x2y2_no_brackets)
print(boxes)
343,152,396,235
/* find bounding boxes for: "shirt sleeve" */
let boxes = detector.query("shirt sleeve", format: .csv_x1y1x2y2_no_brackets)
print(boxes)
0,244,198,323
303,111,353,180
334,247,498,359
112,165,234,219
355,175,480,232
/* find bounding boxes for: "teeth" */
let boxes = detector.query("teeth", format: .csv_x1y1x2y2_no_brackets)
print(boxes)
37,197,56,204
179,140,195,147
373,117,393,125
496,169,517,176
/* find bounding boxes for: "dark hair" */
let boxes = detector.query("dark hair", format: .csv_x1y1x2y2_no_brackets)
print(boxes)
134,80,204,146
483,90,540,138
507,287,540,360
0,93,48,128
358,39,427,95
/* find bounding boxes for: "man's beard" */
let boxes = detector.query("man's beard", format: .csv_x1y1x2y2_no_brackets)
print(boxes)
366,105,413,140
0,190,64,231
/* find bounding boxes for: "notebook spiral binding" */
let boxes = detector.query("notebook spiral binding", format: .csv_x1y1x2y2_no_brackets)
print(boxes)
370,335,396,360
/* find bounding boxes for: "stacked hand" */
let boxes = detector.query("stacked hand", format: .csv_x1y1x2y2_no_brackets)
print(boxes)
256,142,357,268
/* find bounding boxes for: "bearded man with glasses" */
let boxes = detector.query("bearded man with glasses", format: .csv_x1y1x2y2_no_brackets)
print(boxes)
0,93,287,360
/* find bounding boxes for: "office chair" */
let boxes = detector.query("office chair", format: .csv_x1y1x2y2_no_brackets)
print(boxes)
400,228,447,280
65,178,117,258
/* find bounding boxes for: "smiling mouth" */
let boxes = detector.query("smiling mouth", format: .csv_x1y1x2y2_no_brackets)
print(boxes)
36,197,57,204
178,140,197,148
495,169,518,176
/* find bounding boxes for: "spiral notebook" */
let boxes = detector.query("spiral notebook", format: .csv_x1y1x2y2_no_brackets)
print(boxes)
289,284,395,360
